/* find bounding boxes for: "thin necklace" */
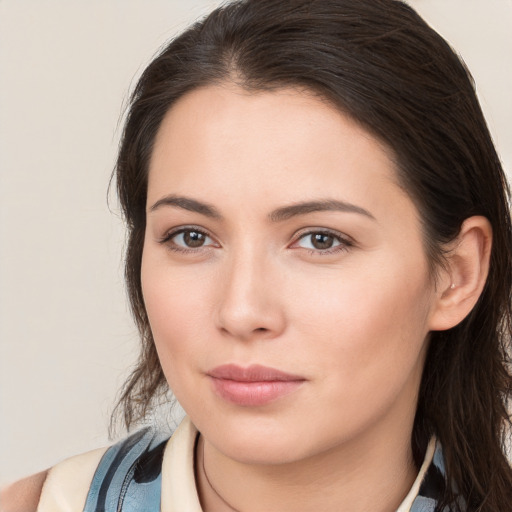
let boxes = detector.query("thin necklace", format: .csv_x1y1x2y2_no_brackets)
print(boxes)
201,438,241,512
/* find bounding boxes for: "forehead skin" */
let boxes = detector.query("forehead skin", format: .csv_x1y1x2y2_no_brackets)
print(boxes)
147,84,412,233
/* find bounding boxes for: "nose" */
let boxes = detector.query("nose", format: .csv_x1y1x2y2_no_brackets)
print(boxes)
215,249,286,342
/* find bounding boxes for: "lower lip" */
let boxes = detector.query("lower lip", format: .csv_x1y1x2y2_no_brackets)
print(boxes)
210,378,304,406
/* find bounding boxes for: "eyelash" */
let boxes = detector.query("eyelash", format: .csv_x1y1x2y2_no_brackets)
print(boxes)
158,226,216,255
297,230,354,255
158,226,354,256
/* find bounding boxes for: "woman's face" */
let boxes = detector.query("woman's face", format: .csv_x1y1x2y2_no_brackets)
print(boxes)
141,84,441,465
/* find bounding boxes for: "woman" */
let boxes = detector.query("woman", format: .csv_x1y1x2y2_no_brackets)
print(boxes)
3,0,511,510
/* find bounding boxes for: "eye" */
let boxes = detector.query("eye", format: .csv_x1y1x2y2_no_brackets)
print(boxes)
293,229,353,255
159,227,216,253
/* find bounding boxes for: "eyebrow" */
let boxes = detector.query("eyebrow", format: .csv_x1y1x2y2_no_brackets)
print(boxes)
150,195,223,219
149,195,375,222
269,199,375,222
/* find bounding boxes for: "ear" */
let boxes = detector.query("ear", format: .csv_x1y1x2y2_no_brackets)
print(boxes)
428,216,492,331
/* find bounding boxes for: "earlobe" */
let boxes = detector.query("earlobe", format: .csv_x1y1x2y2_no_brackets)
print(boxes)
428,216,492,331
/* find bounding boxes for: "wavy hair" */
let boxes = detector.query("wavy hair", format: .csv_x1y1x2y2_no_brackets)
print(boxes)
112,1,512,509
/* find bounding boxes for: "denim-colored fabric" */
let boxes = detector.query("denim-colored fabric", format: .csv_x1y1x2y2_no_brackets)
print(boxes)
83,427,166,512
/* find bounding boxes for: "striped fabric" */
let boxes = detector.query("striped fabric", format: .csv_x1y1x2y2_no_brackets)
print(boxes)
83,427,167,512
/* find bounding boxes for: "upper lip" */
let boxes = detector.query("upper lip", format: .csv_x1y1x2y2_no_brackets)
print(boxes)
208,364,305,382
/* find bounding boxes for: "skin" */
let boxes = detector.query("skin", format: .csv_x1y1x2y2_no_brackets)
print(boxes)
141,84,489,511
0,470,47,512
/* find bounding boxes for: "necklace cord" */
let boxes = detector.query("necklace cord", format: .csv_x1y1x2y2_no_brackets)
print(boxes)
201,435,241,512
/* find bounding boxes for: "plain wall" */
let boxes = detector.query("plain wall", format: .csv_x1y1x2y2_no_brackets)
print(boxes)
0,0,511,484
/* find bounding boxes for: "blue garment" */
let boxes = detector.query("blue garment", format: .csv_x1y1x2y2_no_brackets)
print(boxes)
410,444,458,512
83,427,167,512
83,427,456,511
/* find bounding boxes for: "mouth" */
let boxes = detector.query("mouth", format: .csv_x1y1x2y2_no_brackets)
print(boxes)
207,364,306,406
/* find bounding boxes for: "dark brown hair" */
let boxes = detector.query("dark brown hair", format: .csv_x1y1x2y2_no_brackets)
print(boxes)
112,0,512,509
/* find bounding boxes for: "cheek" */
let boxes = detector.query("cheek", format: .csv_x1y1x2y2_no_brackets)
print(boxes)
289,254,433,395
140,251,210,368
141,265,213,408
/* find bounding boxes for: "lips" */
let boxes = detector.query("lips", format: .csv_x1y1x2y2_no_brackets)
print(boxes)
207,364,306,406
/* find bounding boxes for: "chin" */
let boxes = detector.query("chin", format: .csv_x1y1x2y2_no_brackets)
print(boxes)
217,433,306,465
194,410,321,465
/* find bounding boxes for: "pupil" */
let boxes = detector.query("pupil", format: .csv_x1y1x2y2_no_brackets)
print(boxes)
313,233,333,250
184,231,204,248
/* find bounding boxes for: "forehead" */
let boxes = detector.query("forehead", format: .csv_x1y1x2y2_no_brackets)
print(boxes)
146,84,415,229
152,84,391,151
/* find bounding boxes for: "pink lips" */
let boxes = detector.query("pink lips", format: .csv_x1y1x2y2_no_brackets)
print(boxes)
208,364,305,406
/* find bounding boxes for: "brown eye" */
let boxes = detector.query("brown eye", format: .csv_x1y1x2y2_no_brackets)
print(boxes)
182,230,207,248
161,228,215,252
310,233,335,250
294,230,352,256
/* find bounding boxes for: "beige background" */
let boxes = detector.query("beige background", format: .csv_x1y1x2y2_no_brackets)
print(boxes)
0,0,511,484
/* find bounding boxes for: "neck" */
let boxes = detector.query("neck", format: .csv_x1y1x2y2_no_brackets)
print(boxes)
195,421,419,512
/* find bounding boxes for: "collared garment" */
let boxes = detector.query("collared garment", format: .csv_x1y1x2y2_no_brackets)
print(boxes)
38,416,455,512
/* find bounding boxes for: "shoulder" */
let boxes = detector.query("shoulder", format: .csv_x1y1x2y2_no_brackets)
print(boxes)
37,445,108,512
0,425,178,512
0,470,48,512
36,427,169,512
0,445,108,512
